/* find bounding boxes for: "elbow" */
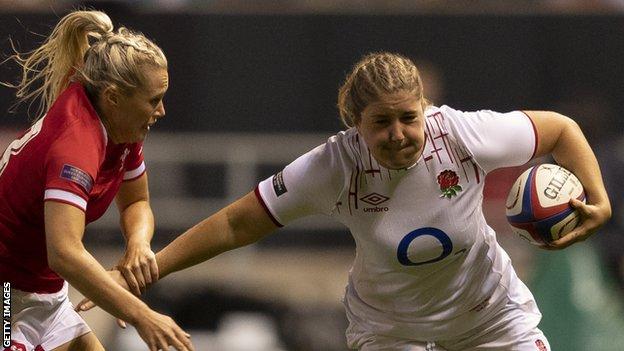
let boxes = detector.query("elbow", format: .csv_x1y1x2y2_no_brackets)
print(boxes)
46,245,80,277
47,250,67,275
551,112,581,133
546,111,578,129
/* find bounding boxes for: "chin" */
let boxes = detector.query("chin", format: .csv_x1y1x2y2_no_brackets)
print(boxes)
386,162,412,170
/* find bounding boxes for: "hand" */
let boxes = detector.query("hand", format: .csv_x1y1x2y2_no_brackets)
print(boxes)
117,241,159,295
545,198,612,250
134,308,195,351
75,269,131,328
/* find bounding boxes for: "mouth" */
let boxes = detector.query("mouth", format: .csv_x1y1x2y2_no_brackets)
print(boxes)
145,121,156,131
385,143,413,152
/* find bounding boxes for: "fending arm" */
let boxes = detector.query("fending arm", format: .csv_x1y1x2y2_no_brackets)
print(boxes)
156,190,279,279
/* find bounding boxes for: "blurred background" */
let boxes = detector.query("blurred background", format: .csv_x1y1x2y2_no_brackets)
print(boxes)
1,0,624,350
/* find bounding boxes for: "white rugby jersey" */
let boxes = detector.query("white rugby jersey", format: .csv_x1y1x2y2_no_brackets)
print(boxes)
257,105,539,341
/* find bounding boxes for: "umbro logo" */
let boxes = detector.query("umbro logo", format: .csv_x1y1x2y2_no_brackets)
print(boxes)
360,192,389,206
360,192,390,213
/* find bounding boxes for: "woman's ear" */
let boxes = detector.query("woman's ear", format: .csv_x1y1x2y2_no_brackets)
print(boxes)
102,85,120,107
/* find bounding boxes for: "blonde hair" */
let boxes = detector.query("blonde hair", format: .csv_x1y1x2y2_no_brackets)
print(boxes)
337,52,429,128
3,10,167,121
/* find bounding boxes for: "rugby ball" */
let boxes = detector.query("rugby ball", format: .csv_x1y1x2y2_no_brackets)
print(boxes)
505,164,585,245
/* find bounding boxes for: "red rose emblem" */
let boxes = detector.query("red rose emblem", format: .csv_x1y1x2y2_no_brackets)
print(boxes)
535,340,548,351
437,170,462,199
437,170,459,190
5,341,27,351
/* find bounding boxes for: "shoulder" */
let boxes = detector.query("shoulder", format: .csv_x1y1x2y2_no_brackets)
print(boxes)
299,129,359,169
44,83,107,152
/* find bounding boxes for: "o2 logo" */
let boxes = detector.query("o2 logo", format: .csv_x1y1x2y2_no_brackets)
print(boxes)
397,227,453,266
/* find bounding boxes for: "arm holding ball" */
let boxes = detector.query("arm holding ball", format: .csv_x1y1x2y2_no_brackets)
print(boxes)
523,111,611,249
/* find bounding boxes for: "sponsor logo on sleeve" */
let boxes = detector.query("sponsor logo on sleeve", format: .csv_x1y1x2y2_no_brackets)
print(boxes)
272,171,287,197
60,164,93,193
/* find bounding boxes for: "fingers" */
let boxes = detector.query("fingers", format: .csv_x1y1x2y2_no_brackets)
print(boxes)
120,266,143,296
150,255,160,283
544,198,606,250
569,198,591,216
117,318,127,329
119,248,159,294
142,259,153,286
174,329,194,351
144,328,194,351
75,297,96,312
155,334,169,351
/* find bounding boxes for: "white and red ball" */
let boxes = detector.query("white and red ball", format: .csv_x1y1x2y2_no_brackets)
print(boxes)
505,164,585,245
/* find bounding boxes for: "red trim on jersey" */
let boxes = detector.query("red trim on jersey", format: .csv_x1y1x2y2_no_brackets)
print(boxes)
520,111,539,160
254,186,283,227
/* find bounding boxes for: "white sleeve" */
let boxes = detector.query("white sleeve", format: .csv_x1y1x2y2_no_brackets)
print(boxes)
441,105,537,174
256,140,345,227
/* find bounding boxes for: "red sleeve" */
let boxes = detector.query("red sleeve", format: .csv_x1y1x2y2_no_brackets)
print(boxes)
123,142,146,181
44,129,102,210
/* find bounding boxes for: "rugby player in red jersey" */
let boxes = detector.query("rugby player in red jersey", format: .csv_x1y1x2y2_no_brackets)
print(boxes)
0,10,193,351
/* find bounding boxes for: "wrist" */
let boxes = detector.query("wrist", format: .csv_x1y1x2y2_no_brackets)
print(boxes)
126,237,151,248
126,300,151,324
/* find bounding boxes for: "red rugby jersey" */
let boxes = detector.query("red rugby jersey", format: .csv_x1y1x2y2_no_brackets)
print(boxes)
0,83,145,293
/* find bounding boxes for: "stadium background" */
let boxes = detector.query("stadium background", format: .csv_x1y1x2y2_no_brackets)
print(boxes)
1,1,623,350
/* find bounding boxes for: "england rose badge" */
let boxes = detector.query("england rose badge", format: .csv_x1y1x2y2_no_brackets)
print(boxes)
437,170,462,199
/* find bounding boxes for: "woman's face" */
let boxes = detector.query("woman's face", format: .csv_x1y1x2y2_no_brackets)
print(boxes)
356,90,426,170
104,66,168,143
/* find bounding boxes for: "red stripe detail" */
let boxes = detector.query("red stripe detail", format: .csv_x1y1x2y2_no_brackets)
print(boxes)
254,186,283,227
521,110,539,160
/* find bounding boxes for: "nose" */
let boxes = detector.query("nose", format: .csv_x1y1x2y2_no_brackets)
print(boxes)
387,120,405,143
155,101,165,119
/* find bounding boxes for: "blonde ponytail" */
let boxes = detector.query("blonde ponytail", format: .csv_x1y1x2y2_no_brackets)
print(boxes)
4,10,113,121
3,10,167,122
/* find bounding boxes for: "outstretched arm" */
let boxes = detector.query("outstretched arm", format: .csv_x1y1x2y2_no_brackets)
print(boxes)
524,111,611,249
156,190,279,279
76,190,279,312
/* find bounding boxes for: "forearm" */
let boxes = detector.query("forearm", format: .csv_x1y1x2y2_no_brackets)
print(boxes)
120,200,154,246
156,207,237,279
551,119,611,209
156,191,277,279
49,243,149,323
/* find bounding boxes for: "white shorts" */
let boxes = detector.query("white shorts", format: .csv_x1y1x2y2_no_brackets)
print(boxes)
349,299,551,351
8,282,91,351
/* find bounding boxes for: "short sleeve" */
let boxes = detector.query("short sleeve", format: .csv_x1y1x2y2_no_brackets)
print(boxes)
256,139,345,227
44,134,101,211
123,142,146,181
441,105,537,174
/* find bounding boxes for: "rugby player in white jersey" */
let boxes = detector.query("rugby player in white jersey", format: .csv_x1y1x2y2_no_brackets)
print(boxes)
84,52,611,350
